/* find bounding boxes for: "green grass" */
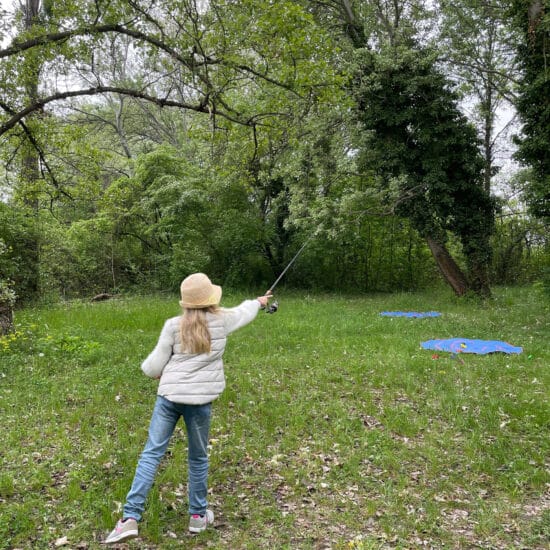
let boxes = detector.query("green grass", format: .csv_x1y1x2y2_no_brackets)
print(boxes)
0,286,548,549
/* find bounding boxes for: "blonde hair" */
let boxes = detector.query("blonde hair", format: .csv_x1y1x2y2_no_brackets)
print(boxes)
180,306,219,354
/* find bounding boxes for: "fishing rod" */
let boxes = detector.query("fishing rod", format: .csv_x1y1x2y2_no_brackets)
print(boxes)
264,233,316,314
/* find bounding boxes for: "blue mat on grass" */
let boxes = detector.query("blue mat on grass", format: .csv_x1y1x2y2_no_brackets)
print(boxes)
421,338,522,355
381,311,442,318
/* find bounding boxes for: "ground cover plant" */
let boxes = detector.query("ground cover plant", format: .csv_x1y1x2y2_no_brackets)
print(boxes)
0,287,548,549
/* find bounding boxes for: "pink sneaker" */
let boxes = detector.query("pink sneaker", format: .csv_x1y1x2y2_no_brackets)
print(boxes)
189,509,214,533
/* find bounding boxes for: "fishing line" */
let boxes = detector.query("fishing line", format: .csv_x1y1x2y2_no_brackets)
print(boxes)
267,234,314,293
264,231,318,313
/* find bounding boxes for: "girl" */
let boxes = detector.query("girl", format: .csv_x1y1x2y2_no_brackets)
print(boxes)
104,273,271,544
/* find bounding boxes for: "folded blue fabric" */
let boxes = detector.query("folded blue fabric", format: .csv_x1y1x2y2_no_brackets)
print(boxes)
421,338,522,355
381,311,441,318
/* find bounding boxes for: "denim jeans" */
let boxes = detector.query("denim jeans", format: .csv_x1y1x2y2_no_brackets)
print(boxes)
123,395,212,521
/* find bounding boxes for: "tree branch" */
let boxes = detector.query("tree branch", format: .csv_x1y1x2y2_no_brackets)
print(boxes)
0,86,250,137
0,24,202,68
1,21,311,93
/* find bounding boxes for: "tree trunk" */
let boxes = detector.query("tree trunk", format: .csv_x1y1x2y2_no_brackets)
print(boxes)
426,236,470,296
467,259,492,298
464,242,492,298
21,148,41,297
0,301,14,336
20,0,42,298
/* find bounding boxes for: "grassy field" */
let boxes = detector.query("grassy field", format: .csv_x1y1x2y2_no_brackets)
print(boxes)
0,287,548,549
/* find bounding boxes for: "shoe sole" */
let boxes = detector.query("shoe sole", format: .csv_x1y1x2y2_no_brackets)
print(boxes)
103,530,138,544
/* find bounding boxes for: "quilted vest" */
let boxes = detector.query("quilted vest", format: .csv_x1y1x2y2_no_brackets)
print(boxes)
156,312,228,405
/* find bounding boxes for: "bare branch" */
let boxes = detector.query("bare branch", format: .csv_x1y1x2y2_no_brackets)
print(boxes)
0,86,226,137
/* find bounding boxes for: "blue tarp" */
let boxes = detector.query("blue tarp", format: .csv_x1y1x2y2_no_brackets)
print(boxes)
421,338,522,355
381,311,442,318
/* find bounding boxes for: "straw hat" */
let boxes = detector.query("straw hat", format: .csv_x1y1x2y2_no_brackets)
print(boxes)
180,273,222,309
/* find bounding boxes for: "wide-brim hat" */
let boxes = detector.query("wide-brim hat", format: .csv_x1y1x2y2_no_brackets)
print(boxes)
180,273,222,309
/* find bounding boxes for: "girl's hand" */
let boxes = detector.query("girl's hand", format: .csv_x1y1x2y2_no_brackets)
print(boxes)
257,291,273,308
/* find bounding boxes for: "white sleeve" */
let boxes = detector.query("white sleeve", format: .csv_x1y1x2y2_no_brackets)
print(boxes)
223,299,261,335
141,320,175,378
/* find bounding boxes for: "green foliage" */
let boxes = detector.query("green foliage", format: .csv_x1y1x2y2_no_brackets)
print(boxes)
510,0,550,223
262,114,437,292
99,145,270,291
42,216,121,297
287,217,435,292
0,202,41,303
491,214,549,286
0,0,344,298
0,0,545,302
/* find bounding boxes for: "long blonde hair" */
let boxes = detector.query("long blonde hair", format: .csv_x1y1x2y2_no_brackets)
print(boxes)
180,306,219,354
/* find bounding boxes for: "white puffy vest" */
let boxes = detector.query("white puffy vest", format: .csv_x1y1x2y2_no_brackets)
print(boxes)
141,300,260,405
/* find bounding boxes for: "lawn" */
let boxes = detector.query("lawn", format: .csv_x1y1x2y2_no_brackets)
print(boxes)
0,287,548,549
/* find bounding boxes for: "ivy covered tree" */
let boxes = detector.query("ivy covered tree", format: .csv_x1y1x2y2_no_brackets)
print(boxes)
306,0,496,296
353,47,495,296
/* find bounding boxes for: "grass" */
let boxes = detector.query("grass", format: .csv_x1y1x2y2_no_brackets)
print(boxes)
0,286,548,549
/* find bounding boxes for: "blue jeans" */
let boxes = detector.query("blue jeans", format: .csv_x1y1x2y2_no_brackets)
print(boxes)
123,395,212,521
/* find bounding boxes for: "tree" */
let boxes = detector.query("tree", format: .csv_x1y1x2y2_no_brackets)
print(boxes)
354,47,495,296
306,0,495,296
437,0,517,195
1,0,340,211
18,0,44,301
0,0,342,296
0,0,44,326
0,0,336,143
510,0,550,223
280,114,436,291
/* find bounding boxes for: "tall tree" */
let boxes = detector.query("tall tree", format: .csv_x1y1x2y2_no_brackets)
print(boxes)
19,0,43,300
510,0,550,223
0,0,337,144
0,0,44,326
354,47,495,296
307,0,495,296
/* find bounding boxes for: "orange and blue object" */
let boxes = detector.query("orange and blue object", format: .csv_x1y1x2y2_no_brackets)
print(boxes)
421,338,522,355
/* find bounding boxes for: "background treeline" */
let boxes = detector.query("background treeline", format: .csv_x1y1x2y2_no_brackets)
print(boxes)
0,0,548,308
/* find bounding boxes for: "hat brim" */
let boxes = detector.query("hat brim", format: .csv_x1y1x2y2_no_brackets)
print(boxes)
180,284,222,308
